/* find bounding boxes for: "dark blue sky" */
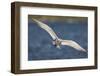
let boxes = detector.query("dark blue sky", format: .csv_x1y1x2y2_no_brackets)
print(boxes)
28,15,88,61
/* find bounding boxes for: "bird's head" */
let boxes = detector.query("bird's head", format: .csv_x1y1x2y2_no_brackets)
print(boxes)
52,39,61,49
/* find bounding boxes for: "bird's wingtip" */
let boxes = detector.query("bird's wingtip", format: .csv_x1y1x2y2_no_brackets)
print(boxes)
81,48,87,52
32,18,36,21
31,18,39,23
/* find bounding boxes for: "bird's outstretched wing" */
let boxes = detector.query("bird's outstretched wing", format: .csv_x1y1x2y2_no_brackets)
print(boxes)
60,39,86,52
32,18,58,40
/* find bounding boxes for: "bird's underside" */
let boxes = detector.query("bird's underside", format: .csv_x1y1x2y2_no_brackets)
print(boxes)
32,18,86,52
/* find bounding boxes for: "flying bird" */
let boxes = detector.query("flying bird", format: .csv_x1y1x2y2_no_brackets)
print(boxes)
32,18,86,52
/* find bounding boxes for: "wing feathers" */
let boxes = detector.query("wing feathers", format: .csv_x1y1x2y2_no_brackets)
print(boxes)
32,18,86,52
61,40,86,52
32,18,58,40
